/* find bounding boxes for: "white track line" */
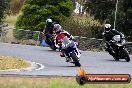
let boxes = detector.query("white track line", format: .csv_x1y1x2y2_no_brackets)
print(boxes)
33,62,45,71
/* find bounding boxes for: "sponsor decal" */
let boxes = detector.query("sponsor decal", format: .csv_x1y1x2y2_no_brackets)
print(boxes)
76,67,131,85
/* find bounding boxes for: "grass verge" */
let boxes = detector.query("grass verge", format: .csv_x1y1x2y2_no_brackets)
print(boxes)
0,76,131,88
0,56,30,70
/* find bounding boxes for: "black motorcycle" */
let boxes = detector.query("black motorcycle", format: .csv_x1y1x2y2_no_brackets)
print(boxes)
45,33,57,50
107,35,130,62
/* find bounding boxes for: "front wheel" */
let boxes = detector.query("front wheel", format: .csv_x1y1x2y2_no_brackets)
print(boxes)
76,75,87,85
71,53,81,67
122,49,130,62
125,55,130,62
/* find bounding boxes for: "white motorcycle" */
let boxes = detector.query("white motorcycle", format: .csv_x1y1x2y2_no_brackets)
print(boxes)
61,36,81,67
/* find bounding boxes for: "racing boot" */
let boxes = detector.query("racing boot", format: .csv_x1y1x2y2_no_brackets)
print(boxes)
60,51,65,57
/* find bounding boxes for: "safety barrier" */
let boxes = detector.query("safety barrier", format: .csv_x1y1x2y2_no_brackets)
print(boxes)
0,27,132,54
74,36,132,54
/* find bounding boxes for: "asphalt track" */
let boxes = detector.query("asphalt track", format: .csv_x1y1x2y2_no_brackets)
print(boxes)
0,43,131,76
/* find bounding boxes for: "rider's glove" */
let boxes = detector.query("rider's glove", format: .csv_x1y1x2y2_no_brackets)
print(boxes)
59,46,62,51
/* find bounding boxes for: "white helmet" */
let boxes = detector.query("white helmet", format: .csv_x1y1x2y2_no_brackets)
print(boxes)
104,24,111,32
46,18,52,25
54,24,62,34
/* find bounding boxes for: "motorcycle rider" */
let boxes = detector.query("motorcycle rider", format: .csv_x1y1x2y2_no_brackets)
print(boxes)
53,24,76,62
102,24,125,56
43,18,55,45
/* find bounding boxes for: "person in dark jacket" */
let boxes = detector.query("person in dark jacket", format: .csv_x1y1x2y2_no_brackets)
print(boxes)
43,18,54,44
102,24,124,55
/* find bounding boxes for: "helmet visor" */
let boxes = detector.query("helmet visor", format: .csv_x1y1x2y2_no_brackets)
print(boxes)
47,22,52,25
105,28,110,31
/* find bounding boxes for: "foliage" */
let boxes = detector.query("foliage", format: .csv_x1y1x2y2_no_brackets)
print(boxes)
85,0,116,22
13,29,25,40
61,15,103,38
9,0,25,15
0,0,10,24
15,0,73,32
85,0,132,40
13,29,34,40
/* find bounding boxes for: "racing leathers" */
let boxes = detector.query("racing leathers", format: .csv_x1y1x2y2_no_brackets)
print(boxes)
102,29,124,55
55,30,75,60
43,23,54,44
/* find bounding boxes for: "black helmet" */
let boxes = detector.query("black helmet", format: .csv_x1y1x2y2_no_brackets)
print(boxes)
104,24,111,32
46,18,52,25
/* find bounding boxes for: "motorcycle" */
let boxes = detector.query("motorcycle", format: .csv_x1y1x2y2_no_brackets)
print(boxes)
61,36,81,67
107,35,130,62
45,33,58,50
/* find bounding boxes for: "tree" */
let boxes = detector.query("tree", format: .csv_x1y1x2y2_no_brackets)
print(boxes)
109,0,132,39
15,0,73,31
9,0,25,15
0,0,10,24
120,0,132,37
85,0,116,22
85,0,132,40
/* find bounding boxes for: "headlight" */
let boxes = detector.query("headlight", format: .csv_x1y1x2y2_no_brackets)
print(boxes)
122,39,126,45
117,43,122,46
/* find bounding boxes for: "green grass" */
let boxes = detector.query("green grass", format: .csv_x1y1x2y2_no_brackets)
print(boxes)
0,77,131,88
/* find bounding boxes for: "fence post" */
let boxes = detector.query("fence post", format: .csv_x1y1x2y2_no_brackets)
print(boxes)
33,31,41,46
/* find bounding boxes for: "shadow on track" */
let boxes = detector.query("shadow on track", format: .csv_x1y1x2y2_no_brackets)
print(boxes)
106,59,127,62
55,65,76,68
46,49,60,52
39,48,60,52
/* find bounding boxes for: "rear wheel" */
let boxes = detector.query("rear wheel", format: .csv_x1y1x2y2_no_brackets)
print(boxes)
50,46,56,50
48,38,56,50
71,53,81,67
